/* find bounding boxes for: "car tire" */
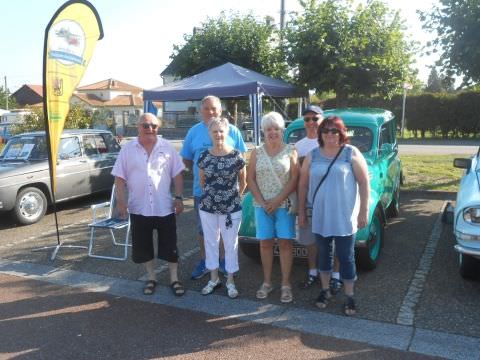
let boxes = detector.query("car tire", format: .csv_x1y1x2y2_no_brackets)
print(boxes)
459,253,478,279
356,208,384,270
239,242,261,262
13,187,48,225
386,185,400,218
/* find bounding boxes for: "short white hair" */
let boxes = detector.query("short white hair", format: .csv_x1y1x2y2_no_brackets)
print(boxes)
208,117,229,133
261,111,285,132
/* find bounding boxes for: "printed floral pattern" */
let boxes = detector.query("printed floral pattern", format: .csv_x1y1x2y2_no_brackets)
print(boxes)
198,149,245,215
253,144,294,208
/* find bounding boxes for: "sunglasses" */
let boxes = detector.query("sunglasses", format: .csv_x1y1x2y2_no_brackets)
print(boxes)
142,123,158,130
320,128,340,135
304,116,319,122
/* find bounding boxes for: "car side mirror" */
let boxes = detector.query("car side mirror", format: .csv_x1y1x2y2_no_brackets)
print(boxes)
453,158,471,172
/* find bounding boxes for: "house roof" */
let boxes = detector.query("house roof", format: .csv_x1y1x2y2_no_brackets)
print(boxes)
77,78,142,93
12,84,44,107
73,93,144,107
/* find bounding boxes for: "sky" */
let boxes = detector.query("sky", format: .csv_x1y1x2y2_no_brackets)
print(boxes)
1,0,438,93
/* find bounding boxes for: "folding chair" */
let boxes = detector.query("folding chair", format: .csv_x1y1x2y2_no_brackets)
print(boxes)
88,184,131,261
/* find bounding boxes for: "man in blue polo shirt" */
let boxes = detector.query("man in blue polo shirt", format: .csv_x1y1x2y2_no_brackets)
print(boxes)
181,95,247,279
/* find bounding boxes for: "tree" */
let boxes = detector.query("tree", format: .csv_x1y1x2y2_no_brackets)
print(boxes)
426,68,444,92
0,86,18,110
285,0,415,105
169,12,288,79
12,104,92,134
420,0,480,86
425,67,455,93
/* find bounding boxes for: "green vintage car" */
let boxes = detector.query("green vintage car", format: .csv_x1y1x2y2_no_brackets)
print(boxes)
238,108,402,270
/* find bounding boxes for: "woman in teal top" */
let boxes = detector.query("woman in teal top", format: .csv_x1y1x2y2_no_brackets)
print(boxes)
298,116,370,316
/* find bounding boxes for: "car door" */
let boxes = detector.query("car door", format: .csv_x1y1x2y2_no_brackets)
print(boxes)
83,133,119,193
377,120,400,207
55,136,91,200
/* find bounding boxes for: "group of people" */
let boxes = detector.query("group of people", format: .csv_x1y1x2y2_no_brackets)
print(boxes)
111,95,370,316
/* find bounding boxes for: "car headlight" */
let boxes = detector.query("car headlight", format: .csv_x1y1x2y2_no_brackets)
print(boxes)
463,207,480,224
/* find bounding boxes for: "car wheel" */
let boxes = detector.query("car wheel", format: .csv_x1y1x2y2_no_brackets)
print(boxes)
356,208,384,270
386,185,400,218
13,187,48,225
459,253,479,279
239,242,261,262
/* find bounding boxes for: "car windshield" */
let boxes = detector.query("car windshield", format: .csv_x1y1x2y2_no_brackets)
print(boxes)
0,136,48,161
286,126,373,153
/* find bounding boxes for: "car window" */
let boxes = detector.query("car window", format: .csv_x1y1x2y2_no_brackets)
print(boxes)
59,137,82,160
379,122,394,147
286,128,306,144
0,136,48,160
83,134,111,156
102,133,121,153
346,127,373,153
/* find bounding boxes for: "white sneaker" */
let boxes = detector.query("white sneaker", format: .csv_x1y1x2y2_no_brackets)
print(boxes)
226,282,238,299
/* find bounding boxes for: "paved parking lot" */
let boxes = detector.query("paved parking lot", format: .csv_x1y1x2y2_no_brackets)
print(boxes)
0,190,479,359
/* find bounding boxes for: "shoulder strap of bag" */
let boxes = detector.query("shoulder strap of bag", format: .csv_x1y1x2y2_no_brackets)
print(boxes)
311,145,344,206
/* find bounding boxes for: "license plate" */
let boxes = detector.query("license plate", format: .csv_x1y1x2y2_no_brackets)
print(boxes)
273,243,308,258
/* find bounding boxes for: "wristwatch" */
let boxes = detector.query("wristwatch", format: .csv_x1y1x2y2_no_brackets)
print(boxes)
174,195,183,201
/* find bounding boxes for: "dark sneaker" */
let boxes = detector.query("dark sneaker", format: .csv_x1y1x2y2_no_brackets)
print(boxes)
299,274,318,289
191,259,209,280
329,278,343,295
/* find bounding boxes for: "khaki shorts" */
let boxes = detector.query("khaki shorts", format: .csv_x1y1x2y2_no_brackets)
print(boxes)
297,210,316,246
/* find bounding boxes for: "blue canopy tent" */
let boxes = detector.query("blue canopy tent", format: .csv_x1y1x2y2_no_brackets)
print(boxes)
143,62,305,145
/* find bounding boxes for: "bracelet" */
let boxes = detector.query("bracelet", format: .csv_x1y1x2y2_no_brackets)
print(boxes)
174,195,183,201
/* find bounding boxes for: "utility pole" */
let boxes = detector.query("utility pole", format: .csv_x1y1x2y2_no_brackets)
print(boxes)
4,76,8,110
280,0,285,31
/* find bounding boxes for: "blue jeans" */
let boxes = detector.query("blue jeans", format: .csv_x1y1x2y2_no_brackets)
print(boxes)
316,234,356,281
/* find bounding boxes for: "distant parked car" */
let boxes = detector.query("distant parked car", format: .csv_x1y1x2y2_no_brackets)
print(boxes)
238,108,403,270
452,148,480,278
0,129,120,225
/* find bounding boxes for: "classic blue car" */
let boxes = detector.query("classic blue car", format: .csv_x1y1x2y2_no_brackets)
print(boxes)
453,148,480,278
238,108,402,270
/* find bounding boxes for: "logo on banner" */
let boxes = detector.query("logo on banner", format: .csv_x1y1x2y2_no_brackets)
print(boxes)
49,20,86,65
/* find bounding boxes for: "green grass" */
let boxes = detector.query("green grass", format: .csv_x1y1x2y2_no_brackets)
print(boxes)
400,154,465,192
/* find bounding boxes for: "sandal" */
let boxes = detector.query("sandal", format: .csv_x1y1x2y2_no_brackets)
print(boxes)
280,285,293,303
256,283,273,299
143,280,157,295
201,278,222,295
344,296,356,316
315,289,331,309
170,281,185,297
300,274,318,289
226,282,239,299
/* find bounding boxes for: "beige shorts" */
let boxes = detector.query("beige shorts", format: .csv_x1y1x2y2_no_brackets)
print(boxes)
297,211,316,246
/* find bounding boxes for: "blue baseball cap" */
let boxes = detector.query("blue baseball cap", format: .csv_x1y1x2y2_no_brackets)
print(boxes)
302,105,323,116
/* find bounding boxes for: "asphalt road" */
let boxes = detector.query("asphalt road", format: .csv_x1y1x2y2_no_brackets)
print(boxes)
0,189,479,359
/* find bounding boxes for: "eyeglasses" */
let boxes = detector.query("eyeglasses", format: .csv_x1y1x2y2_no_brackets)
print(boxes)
141,123,158,130
320,128,340,135
304,116,319,122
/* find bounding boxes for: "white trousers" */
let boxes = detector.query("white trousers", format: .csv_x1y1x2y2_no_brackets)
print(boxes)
199,210,242,274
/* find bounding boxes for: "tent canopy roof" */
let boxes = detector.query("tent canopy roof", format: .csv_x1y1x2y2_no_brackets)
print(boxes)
144,62,304,101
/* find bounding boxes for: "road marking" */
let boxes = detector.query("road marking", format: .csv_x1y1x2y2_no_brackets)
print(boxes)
396,202,446,326
0,218,91,250
137,246,200,281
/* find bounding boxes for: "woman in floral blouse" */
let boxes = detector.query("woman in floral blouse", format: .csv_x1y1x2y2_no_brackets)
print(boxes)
247,111,299,303
198,117,247,298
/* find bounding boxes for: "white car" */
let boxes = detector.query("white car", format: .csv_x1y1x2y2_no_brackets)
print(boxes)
453,148,480,278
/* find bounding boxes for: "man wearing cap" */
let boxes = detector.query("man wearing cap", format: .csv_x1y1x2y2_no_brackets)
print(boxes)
295,105,324,288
